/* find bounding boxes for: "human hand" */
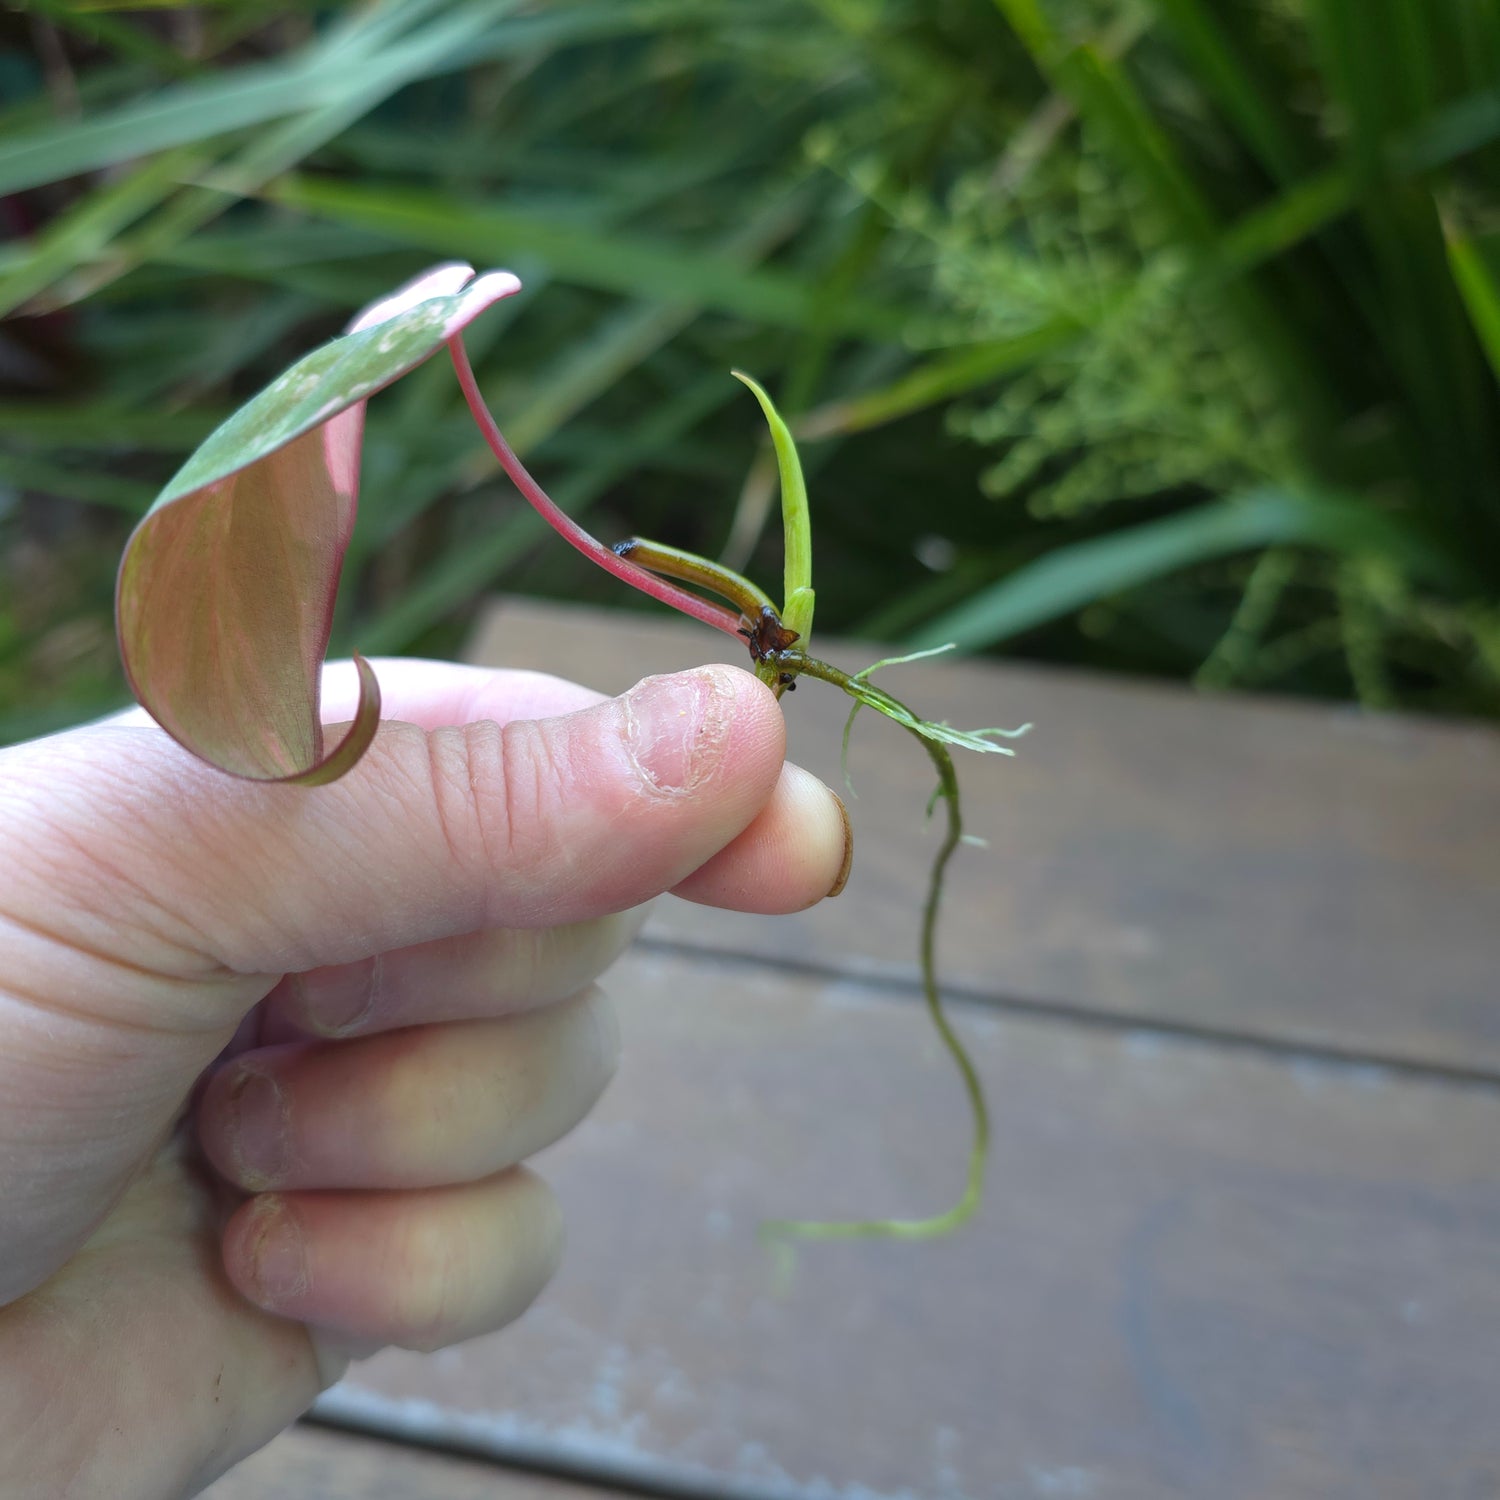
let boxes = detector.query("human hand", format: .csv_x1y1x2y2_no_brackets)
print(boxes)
0,659,850,1499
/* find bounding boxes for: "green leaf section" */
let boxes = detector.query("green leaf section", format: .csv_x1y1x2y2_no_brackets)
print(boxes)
159,283,503,506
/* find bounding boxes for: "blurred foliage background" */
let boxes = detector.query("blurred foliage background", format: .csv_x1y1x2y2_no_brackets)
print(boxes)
2,0,1499,743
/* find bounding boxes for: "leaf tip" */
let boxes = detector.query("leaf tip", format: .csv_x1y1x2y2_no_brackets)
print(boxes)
346,263,522,337
286,654,383,787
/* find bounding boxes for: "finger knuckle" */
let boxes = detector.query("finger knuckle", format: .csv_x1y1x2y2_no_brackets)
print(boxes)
389,1216,467,1352
421,721,567,904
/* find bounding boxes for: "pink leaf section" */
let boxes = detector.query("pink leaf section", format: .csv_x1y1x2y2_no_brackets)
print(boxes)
116,263,521,782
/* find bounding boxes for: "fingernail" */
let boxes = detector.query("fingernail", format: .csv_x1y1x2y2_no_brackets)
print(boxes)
624,667,732,794
228,1066,291,1189
291,955,380,1037
246,1197,308,1306
827,791,855,898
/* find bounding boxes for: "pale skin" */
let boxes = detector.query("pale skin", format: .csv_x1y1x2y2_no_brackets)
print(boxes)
0,659,851,1498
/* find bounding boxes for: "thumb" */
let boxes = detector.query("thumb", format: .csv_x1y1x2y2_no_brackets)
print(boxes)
0,663,785,1301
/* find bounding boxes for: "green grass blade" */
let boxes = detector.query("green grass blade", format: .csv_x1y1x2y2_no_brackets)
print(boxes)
0,52,335,195
989,0,1056,57
499,187,818,452
1058,43,1217,239
0,403,223,450
0,145,210,317
496,299,699,456
912,488,1459,652
798,317,1082,437
1212,167,1354,276
265,176,912,339
1395,86,1500,172
1443,214,1500,382
0,453,155,515
1151,82,1500,282
991,4,1333,430
1149,0,1309,181
0,0,534,196
26,3,523,306
0,0,724,198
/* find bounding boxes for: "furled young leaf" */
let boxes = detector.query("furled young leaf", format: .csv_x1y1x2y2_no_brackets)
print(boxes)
116,262,520,782
731,370,815,643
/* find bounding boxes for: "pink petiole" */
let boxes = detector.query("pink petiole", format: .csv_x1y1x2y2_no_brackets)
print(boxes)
447,336,746,643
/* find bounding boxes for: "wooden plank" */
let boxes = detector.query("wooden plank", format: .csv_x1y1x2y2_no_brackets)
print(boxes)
204,1423,619,1499
467,596,1500,1073
321,944,1500,1500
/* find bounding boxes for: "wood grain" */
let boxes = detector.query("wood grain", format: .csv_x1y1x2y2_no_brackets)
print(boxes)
468,596,1500,1074
202,1423,621,1499
322,944,1500,1500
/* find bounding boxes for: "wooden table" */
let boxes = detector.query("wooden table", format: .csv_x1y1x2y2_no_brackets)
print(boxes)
207,597,1500,1500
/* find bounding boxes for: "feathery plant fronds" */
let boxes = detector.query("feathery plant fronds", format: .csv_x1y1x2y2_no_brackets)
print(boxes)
936,142,1295,521
801,0,1500,716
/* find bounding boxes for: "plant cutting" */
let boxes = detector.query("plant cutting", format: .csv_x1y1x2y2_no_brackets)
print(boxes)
116,263,1029,1242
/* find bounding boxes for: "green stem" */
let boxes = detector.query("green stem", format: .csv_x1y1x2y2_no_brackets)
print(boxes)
759,651,990,1243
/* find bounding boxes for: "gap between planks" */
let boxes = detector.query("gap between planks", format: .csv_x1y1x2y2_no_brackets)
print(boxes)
302,1404,817,1500
206,1417,678,1500
631,930,1500,1097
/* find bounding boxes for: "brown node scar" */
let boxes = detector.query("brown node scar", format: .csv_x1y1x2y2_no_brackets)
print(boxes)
737,604,800,663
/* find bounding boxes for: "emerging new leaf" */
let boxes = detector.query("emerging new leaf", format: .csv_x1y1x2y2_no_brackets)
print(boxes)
116,263,520,781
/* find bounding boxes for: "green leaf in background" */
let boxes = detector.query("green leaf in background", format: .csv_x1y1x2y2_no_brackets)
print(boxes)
0,146,210,319
1443,212,1500,382
0,0,524,196
116,263,520,782
265,175,912,339
8,0,1500,725
913,489,1457,653
797,318,1082,438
